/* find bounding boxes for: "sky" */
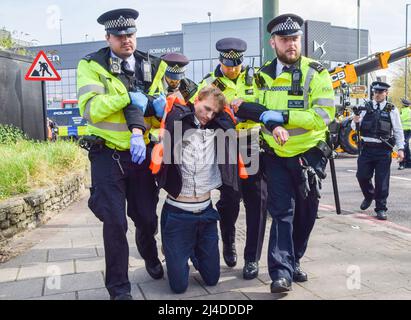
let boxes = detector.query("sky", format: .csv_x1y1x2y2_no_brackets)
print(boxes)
0,0,409,78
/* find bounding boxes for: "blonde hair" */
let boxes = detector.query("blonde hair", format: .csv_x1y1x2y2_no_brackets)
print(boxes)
197,85,227,112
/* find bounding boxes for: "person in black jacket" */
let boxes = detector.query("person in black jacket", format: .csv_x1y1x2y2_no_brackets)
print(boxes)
153,85,241,294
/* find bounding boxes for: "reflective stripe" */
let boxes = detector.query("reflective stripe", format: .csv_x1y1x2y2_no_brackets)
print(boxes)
313,98,334,107
204,76,215,86
314,107,331,125
288,128,310,136
303,67,316,110
77,84,105,98
262,126,309,136
90,122,129,132
83,96,97,123
99,74,110,91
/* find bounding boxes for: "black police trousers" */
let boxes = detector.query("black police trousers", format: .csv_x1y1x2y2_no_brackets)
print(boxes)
357,145,392,212
88,145,159,297
262,152,319,282
216,157,267,262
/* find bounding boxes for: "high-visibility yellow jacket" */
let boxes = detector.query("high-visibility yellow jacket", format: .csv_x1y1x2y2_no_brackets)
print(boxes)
255,56,335,157
192,65,260,131
400,107,411,130
77,47,166,150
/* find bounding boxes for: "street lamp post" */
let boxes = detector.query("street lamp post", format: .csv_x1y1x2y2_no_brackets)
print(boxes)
406,4,411,98
208,12,212,73
59,19,63,44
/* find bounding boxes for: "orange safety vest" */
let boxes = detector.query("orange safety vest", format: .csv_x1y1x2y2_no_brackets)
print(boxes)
150,95,248,179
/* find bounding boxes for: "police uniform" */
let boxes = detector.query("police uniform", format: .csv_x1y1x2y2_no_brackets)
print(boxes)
253,14,335,292
399,98,411,169
144,52,197,143
353,82,405,220
193,38,267,280
77,9,165,300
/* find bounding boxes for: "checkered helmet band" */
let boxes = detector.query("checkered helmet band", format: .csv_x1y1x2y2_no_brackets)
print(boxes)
271,17,301,34
166,65,186,74
220,50,243,60
104,16,135,30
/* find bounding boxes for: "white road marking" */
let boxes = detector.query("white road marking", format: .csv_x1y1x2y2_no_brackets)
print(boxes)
346,169,411,181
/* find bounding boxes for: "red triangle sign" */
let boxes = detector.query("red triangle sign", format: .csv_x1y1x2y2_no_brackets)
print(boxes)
25,50,61,81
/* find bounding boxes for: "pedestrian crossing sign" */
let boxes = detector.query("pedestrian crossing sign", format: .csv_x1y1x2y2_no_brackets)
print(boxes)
25,50,61,81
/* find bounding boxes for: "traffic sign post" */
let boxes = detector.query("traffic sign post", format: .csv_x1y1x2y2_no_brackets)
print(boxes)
25,50,61,81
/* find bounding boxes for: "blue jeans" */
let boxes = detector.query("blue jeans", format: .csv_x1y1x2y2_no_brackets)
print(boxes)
161,202,220,294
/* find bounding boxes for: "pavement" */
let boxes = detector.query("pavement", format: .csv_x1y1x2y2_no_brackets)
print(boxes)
0,157,411,300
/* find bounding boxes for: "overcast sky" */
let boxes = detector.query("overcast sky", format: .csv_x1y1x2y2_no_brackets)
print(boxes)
0,0,408,78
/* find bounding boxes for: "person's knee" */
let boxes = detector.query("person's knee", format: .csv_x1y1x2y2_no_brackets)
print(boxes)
169,279,189,294
201,268,220,286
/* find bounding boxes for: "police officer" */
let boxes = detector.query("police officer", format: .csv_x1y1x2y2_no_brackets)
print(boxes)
77,8,166,300
399,98,411,170
352,81,405,220
243,14,335,293
194,38,267,280
144,52,197,143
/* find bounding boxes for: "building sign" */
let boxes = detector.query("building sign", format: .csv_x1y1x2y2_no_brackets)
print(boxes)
148,47,182,55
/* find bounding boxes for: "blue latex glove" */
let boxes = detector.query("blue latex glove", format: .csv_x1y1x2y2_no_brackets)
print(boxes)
259,110,284,124
130,133,146,165
129,92,148,114
153,93,166,118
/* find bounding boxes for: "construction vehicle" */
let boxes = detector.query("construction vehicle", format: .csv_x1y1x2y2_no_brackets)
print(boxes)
46,99,87,140
328,45,411,154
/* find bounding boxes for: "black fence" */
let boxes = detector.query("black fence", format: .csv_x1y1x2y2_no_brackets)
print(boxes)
0,50,46,140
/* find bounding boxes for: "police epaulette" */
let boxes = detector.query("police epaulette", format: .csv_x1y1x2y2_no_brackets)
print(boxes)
83,54,92,61
212,78,227,92
309,61,325,73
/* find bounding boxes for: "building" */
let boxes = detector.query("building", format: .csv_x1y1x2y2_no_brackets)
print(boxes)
28,17,368,108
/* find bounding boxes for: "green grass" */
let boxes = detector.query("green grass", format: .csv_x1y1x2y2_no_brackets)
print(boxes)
0,140,88,200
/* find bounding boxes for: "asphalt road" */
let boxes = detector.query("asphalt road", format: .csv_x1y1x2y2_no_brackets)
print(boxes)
320,154,411,228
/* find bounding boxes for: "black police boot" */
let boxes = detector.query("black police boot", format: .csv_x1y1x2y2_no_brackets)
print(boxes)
223,242,237,267
376,209,388,220
145,258,164,280
243,261,259,280
110,293,133,300
293,265,308,282
360,198,373,210
270,278,292,293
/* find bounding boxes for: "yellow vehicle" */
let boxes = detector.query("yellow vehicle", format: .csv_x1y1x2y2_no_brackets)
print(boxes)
328,45,411,154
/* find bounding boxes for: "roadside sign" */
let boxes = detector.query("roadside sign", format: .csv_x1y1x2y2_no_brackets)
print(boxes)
350,85,368,99
25,50,61,81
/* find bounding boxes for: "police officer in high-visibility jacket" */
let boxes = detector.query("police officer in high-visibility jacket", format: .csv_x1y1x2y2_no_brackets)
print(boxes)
193,38,267,281
144,52,197,144
77,8,167,300
352,82,405,220
245,14,335,293
399,98,411,170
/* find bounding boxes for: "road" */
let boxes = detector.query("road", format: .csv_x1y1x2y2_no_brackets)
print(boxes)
320,154,411,228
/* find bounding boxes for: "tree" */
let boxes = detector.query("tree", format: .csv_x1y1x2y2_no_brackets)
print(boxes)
387,61,411,108
0,34,28,56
